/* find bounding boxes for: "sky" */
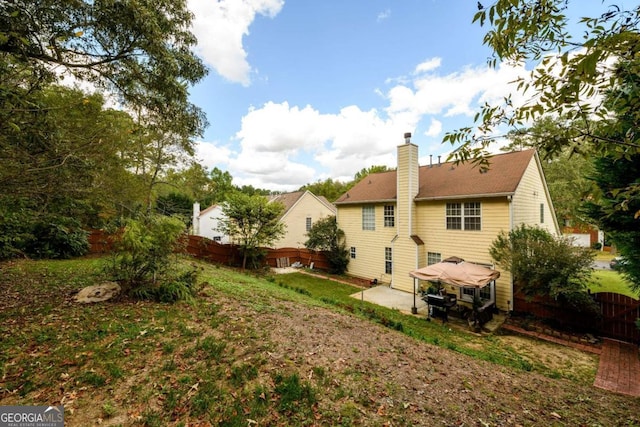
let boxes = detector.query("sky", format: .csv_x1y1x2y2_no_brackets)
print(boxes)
184,0,610,192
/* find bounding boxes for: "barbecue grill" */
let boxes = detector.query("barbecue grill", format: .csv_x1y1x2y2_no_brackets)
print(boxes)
422,293,457,322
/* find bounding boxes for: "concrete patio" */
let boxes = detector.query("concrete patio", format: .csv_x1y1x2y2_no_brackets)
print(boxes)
350,285,506,333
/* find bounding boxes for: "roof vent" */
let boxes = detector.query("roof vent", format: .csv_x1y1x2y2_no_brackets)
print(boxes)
404,132,411,144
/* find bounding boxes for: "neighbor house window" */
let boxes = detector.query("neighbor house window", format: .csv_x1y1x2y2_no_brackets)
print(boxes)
384,205,395,227
362,205,375,230
540,204,544,224
384,247,392,274
350,247,356,259
306,217,312,231
446,202,481,231
427,252,441,265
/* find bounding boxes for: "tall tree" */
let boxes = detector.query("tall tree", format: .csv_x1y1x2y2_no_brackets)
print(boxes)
217,193,286,269
445,2,640,182
584,155,640,293
299,178,351,203
1,0,208,139
584,57,640,293
353,165,391,183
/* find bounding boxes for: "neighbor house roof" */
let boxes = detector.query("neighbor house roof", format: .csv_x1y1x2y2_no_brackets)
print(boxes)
268,190,337,218
269,191,305,212
334,150,536,204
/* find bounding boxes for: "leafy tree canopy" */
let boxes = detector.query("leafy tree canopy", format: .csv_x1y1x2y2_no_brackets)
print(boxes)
217,192,286,269
299,178,352,203
583,57,640,293
304,216,349,274
1,0,208,139
490,224,595,301
584,154,640,293
446,1,640,172
353,165,392,183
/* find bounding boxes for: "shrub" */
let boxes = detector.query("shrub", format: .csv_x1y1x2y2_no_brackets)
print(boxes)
0,211,88,260
104,214,198,302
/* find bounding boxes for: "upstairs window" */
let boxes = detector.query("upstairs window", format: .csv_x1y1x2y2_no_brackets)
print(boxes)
306,217,312,231
362,205,375,230
384,205,395,227
540,203,545,224
446,202,481,231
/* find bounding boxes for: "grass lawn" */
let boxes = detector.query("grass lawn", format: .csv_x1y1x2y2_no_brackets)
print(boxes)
1,257,637,426
589,270,638,299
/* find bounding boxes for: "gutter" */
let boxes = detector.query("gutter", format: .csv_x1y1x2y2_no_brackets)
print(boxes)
414,192,515,202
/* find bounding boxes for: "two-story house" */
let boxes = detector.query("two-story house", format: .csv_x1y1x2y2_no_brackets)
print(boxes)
192,190,336,249
334,133,559,312
268,190,336,248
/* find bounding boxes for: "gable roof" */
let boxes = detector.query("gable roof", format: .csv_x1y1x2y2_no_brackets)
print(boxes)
198,204,221,217
334,149,536,204
268,190,305,212
268,190,337,218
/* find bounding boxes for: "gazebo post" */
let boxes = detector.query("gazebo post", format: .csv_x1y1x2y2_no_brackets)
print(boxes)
411,277,418,314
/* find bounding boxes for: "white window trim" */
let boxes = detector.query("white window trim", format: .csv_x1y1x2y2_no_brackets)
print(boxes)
362,205,375,230
446,202,482,231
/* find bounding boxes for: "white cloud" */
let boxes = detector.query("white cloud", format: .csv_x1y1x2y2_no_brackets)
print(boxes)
424,118,442,137
414,58,441,74
209,58,536,191
188,0,284,86
194,141,233,170
377,9,391,22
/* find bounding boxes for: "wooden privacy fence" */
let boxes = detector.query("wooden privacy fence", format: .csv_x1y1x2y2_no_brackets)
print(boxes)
88,231,330,271
513,291,640,344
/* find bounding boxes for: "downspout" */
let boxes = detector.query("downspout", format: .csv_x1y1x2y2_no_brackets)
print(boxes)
390,234,398,288
507,194,514,312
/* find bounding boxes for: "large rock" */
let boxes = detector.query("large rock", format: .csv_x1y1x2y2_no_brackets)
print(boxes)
74,282,121,303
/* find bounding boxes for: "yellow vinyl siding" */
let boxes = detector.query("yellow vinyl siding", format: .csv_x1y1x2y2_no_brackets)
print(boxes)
338,204,397,284
415,198,512,311
512,156,560,236
272,193,335,248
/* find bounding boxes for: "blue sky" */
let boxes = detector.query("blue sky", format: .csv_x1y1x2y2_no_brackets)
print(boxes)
185,0,612,192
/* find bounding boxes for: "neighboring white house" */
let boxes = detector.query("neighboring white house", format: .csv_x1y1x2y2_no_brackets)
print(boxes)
192,203,229,243
191,190,336,248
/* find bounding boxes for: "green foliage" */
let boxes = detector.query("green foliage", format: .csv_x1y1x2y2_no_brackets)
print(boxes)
447,1,640,197
304,216,349,274
583,57,640,295
0,206,88,260
0,0,208,139
490,225,595,302
154,192,194,225
105,214,198,301
299,178,352,202
24,218,89,260
584,154,640,294
217,192,286,269
353,165,391,183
